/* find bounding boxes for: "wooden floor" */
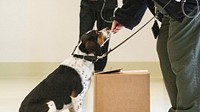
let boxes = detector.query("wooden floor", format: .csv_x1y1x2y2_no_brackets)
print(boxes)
0,76,171,112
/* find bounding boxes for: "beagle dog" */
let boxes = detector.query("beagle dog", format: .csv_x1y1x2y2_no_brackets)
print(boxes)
19,27,111,112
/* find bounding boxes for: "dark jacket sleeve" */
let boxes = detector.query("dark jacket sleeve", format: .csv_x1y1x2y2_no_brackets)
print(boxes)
113,0,147,29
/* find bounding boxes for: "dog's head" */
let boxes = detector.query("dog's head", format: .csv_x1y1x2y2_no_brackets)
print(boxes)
79,27,111,56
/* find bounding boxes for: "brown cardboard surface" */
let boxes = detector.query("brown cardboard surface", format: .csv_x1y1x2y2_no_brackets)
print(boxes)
94,70,150,112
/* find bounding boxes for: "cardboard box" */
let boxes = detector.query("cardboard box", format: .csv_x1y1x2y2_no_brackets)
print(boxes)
94,70,150,112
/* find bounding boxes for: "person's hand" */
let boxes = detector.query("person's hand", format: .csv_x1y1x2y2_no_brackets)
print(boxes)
111,20,123,34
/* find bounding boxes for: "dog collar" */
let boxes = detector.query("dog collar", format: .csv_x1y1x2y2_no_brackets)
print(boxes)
73,54,97,63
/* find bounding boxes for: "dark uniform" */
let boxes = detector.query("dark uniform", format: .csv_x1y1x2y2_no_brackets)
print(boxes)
113,0,200,111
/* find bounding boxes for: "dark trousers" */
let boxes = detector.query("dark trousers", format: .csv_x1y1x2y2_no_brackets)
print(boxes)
79,3,115,71
156,6,200,112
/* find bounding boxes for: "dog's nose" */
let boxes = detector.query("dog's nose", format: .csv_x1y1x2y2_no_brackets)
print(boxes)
105,27,110,30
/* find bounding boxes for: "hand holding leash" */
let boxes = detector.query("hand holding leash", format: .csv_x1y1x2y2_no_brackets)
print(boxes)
111,20,123,34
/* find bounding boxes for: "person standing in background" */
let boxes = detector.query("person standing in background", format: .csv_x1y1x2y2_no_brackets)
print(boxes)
79,0,118,72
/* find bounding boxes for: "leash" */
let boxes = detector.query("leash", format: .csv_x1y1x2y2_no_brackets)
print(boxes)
96,16,155,60
74,0,199,62
71,41,80,55
72,16,157,62
96,0,175,61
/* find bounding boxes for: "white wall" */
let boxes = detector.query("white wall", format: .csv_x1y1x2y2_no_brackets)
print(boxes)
0,0,159,62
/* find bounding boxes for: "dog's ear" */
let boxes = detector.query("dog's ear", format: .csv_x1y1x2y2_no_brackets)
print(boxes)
79,34,90,54
81,30,98,43
85,41,102,56
81,33,90,44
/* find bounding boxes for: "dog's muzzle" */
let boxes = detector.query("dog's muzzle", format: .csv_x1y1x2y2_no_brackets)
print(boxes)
100,28,111,47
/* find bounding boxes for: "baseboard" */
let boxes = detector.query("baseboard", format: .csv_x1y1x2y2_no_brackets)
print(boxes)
0,62,59,79
0,62,162,79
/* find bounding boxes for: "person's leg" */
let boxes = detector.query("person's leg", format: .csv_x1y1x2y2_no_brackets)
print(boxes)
156,16,177,112
79,5,96,39
168,11,200,111
96,8,113,29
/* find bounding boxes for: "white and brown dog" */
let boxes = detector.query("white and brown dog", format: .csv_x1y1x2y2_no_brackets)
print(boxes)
19,28,111,112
